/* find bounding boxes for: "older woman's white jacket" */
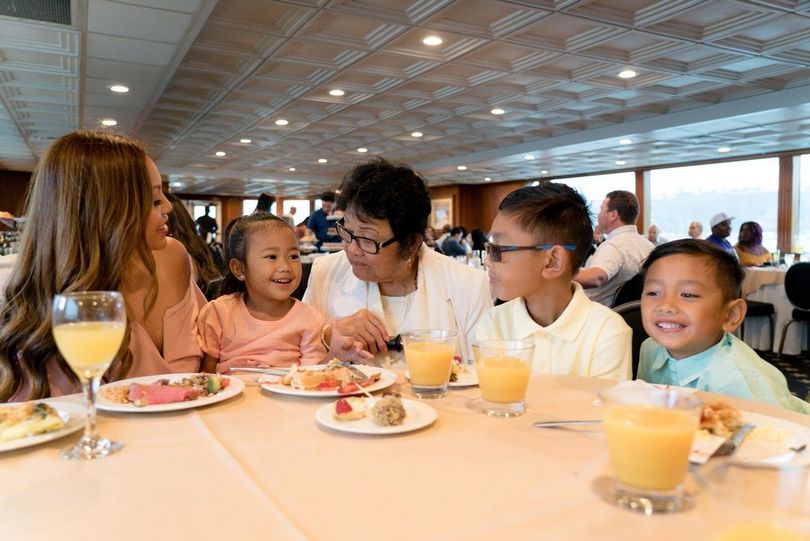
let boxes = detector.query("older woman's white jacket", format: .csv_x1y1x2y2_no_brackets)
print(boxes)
303,245,492,362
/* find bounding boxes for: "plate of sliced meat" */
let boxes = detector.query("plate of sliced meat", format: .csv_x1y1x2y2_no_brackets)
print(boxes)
96,373,244,413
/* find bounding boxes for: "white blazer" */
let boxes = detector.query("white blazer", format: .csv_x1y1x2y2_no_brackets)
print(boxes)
303,245,492,362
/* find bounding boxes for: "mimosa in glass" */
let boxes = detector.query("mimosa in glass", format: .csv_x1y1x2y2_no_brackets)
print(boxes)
472,340,534,417
599,387,702,514
402,330,456,399
52,291,126,460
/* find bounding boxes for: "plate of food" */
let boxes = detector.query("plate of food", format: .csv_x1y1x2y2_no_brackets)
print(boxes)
96,373,244,413
691,400,810,467
259,362,396,398
0,401,85,452
315,394,437,435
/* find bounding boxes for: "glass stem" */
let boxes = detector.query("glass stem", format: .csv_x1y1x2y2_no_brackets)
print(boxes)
80,377,100,448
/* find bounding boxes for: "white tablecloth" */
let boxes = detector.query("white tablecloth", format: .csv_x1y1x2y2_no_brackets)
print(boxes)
2,375,809,540
741,266,807,354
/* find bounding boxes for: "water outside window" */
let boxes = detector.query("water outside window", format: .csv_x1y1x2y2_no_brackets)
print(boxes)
557,172,636,224
649,158,779,250
192,204,216,220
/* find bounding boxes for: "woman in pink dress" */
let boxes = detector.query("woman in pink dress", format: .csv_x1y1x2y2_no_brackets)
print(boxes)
0,130,204,401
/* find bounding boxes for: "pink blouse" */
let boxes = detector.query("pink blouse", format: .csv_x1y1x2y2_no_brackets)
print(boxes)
197,293,326,372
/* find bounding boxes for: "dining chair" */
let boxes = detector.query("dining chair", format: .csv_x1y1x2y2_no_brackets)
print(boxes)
740,300,775,349
610,273,645,308
612,300,647,379
777,262,810,357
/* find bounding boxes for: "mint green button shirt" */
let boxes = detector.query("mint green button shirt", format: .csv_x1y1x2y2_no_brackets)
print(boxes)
638,333,810,415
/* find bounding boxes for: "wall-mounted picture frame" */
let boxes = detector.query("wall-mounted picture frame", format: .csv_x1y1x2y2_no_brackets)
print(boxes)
430,197,453,229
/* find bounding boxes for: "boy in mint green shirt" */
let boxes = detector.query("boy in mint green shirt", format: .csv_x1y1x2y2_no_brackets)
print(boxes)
637,239,809,415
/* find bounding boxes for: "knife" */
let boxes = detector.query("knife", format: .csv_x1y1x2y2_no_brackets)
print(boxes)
533,420,602,429
226,367,290,377
711,423,755,458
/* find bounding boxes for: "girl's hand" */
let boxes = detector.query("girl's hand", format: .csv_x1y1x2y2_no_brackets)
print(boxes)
331,309,389,355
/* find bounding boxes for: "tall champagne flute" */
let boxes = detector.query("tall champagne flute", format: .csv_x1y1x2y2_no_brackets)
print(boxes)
52,291,126,460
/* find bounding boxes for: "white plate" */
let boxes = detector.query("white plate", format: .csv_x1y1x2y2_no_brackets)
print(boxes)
449,367,478,388
259,365,396,398
315,398,437,435
96,373,245,413
732,411,810,467
0,401,84,453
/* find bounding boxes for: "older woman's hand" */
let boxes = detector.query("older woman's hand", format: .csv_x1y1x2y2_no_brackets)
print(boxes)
331,309,389,355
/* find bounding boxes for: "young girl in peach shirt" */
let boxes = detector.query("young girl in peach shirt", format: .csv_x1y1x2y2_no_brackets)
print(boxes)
199,213,327,372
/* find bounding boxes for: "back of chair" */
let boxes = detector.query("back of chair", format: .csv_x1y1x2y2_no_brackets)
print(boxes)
612,300,647,379
785,262,810,310
611,273,645,308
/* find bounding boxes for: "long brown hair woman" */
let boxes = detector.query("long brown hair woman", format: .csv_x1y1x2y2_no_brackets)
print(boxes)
0,130,204,401
165,192,221,295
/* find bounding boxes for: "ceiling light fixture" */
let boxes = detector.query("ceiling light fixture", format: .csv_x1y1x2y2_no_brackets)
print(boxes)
530,181,540,187
275,119,289,126
717,146,731,153
422,36,443,46
484,177,492,182
619,138,633,145
524,154,535,160
618,69,637,79
108,84,129,93
615,160,626,165
318,158,328,164
329,89,345,96
240,138,252,144
540,170,548,175
490,108,505,115
411,131,423,138
289,167,296,172
100,118,117,126
457,165,467,171
171,181,183,188
215,151,226,157
357,147,368,153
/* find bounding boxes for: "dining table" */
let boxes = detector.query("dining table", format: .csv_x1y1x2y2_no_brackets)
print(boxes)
2,374,809,541
741,265,806,355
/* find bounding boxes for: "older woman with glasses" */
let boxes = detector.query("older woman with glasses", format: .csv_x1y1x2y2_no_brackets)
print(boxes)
303,158,492,364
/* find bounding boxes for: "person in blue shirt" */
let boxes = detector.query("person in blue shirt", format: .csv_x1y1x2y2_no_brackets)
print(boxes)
307,191,336,248
637,239,809,414
441,227,467,257
705,212,736,256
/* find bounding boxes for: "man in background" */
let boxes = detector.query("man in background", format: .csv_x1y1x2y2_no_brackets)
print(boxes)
706,212,736,257
307,191,336,248
195,205,218,242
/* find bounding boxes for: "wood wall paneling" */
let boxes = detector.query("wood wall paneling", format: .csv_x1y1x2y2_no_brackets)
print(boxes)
777,155,798,252
0,170,33,216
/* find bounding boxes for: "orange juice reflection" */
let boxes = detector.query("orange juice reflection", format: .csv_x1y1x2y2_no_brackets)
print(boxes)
603,404,697,490
405,342,454,386
714,524,805,541
476,356,531,403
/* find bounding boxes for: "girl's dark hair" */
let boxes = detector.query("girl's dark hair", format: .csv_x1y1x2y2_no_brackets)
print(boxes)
165,193,221,291
220,212,293,295
338,157,430,259
641,239,744,301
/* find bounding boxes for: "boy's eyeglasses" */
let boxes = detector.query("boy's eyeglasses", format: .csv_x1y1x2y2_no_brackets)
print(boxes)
336,219,398,255
484,242,576,263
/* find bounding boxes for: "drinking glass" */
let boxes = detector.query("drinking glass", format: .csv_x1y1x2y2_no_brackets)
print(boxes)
402,330,456,399
599,387,702,514
472,339,534,417
52,291,126,460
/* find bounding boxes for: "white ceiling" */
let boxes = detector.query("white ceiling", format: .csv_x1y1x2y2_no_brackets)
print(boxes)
1,0,810,197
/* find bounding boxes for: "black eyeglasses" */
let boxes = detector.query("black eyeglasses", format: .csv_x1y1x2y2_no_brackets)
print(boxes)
336,219,398,255
484,242,576,263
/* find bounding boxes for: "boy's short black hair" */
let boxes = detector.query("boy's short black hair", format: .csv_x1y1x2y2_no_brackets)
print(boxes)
641,239,744,301
498,183,593,270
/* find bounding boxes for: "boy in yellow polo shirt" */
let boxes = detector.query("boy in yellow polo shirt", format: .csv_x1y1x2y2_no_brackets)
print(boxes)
476,184,631,379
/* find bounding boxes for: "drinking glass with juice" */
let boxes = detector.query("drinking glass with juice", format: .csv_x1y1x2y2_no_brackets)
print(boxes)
402,330,457,399
473,340,534,417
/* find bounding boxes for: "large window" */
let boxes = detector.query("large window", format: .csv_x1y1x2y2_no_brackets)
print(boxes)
282,199,310,225
798,154,810,254
243,199,276,216
557,172,636,223
649,158,779,250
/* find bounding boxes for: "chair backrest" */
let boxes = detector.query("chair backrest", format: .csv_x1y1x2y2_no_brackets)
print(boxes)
785,262,810,310
612,300,647,379
611,273,645,308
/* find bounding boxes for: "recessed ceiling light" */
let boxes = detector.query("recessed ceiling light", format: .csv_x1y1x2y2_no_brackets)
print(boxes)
490,108,505,115
275,119,289,126
457,165,467,171
422,36,443,46
357,147,368,153
171,181,183,188
100,118,117,126
329,89,345,96
215,151,226,157
524,154,535,160
717,146,731,153
618,69,637,79
289,167,296,172
619,138,633,145
240,138,252,144
411,131,423,138
615,160,626,165
540,170,549,175
108,84,129,93
318,158,328,164
484,177,491,182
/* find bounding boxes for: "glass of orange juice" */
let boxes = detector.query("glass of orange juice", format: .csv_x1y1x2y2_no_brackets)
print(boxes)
472,339,534,417
599,387,702,514
402,330,456,399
